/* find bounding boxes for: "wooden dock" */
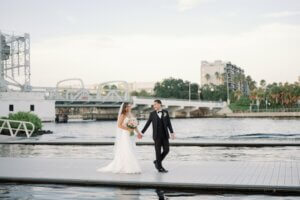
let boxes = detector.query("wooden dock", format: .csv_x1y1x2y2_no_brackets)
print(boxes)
0,157,299,194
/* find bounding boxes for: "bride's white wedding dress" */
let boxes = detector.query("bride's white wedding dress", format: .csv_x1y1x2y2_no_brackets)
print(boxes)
97,116,141,174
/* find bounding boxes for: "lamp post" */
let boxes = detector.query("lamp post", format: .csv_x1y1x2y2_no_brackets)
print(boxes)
187,82,191,118
226,67,230,105
189,82,191,103
198,88,201,100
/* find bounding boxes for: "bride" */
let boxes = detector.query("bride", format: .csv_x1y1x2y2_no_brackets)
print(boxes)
97,102,142,174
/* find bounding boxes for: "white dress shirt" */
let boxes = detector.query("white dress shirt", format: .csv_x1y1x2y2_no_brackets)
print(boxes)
156,110,163,118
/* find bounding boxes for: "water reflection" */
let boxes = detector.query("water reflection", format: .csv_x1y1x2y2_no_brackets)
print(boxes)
1,184,299,200
156,189,166,200
115,188,140,200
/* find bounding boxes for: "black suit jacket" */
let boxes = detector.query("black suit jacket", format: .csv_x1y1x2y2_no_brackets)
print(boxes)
141,109,174,140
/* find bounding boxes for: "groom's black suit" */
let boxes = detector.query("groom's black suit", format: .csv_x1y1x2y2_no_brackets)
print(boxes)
141,109,174,169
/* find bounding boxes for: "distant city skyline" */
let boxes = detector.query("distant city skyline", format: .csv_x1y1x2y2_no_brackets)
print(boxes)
1,0,300,87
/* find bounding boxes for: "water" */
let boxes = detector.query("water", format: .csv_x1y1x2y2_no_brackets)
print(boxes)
39,118,300,141
0,183,299,200
1,118,300,199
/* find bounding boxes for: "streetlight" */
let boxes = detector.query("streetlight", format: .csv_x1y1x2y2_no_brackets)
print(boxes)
198,88,201,100
226,67,230,105
188,82,191,118
189,83,191,103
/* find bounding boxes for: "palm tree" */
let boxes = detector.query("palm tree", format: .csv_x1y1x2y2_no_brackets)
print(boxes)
260,79,266,88
237,73,245,92
221,73,226,83
215,72,221,84
249,89,258,104
205,74,211,83
246,75,257,91
234,89,242,101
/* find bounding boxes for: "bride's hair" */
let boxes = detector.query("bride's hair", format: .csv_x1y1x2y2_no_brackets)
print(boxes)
121,102,130,115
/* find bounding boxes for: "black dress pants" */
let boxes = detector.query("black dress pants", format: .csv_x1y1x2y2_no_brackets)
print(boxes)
154,133,169,168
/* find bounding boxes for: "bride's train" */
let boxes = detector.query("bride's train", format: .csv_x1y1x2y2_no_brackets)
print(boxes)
97,116,141,174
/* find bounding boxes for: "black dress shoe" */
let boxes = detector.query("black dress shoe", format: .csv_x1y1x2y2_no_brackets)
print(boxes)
160,167,168,173
157,168,165,173
153,160,159,169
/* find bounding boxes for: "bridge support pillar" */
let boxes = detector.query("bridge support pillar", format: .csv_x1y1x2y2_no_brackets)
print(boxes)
166,106,182,118
184,107,197,118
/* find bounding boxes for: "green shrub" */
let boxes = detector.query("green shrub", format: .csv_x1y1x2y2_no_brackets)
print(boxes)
1,112,43,133
229,96,251,112
235,96,251,106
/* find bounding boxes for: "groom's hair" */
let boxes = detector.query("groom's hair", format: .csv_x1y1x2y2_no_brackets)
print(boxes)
154,99,162,105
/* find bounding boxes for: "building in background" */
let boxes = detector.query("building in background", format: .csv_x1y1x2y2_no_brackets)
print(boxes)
0,31,55,121
201,60,249,95
128,82,156,95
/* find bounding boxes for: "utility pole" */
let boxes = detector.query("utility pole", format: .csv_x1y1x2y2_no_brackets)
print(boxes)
188,82,191,118
226,66,230,105
189,82,191,103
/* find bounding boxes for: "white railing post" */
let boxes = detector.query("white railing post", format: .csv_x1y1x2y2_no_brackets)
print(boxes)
0,119,35,138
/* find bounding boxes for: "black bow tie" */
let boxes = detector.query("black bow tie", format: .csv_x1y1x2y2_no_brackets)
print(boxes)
157,111,162,113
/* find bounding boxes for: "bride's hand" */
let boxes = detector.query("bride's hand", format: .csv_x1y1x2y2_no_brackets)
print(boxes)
137,133,143,139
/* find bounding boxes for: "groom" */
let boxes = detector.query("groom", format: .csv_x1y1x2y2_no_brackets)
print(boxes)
138,99,175,173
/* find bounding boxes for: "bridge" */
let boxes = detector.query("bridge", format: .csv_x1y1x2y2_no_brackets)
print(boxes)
48,79,226,119
0,30,226,121
132,96,226,118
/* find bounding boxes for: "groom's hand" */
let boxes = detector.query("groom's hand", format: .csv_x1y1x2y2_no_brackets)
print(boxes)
171,133,175,140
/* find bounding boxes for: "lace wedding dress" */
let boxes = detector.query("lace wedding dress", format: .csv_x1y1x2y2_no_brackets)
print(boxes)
97,105,141,174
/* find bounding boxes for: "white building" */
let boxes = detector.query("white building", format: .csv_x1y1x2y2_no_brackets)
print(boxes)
0,92,55,121
201,60,249,94
201,60,226,86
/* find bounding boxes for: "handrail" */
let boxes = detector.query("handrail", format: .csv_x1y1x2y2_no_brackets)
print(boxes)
132,96,225,104
233,107,300,113
0,119,35,138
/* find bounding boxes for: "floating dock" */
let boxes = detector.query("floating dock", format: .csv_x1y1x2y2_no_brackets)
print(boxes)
0,157,299,194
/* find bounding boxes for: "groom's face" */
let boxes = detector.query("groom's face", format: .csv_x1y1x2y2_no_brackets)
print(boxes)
153,102,161,111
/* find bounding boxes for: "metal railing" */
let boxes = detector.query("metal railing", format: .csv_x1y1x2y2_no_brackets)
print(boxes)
234,107,300,113
251,108,300,113
0,119,35,138
132,96,226,108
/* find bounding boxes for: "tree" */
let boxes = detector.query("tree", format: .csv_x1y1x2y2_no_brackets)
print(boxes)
154,77,199,100
260,79,266,88
246,75,257,91
200,84,227,101
215,72,221,84
205,74,211,83
234,90,242,101
130,89,152,97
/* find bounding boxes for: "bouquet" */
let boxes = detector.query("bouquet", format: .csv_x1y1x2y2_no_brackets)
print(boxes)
126,118,139,136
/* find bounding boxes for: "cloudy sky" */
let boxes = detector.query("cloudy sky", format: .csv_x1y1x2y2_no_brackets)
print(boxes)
1,0,300,87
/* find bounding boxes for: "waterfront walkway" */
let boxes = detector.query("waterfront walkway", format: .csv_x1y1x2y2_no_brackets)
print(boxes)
0,157,299,194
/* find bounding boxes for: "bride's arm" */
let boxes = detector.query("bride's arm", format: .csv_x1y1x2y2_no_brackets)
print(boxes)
117,114,131,132
134,127,140,134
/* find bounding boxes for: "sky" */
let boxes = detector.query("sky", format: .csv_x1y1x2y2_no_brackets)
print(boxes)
1,0,300,87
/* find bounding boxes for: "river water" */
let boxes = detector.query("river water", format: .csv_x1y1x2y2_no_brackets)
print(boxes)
1,118,300,199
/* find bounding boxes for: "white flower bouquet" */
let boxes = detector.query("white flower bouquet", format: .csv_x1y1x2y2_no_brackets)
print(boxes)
126,118,139,136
